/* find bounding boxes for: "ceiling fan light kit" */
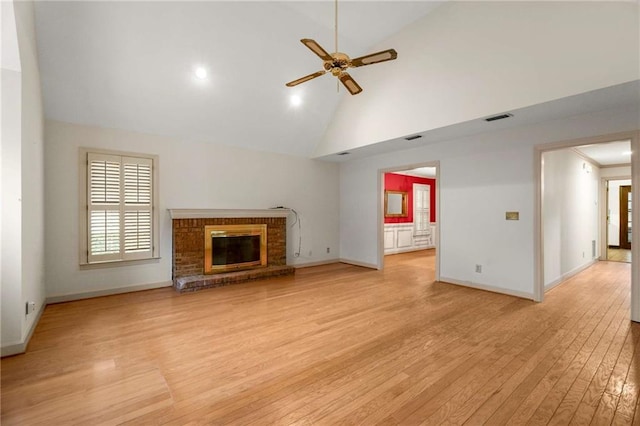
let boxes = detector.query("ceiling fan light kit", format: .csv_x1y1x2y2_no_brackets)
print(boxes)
285,0,398,95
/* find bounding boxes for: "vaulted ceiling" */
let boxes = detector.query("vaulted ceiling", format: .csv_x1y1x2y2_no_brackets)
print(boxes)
33,1,640,161
34,1,442,157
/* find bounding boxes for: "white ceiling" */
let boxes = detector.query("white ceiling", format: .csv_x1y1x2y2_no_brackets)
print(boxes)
34,1,442,157
321,80,640,162
394,167,436,178
575,140,632,166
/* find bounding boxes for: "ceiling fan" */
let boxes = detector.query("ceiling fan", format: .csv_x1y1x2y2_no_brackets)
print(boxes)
285,0,398,96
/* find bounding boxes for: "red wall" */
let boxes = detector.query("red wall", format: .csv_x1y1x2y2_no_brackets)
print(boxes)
384,173,436,224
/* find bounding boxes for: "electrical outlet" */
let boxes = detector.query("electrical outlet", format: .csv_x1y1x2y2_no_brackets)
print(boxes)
308,250,312,257
25,301,36,315
475,264,482,273
326,247,330,254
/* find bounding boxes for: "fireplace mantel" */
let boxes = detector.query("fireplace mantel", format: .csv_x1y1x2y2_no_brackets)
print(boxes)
168,208,291,219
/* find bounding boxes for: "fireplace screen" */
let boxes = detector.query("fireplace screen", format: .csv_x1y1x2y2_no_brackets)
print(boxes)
204,224,267,273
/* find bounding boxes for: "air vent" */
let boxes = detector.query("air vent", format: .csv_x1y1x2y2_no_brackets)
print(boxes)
485,113,513,122
405,135,422,141
337,152,350,156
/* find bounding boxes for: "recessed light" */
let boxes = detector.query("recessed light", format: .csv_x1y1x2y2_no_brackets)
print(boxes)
194,67,207,80
290,94,302,107
623,151,632,155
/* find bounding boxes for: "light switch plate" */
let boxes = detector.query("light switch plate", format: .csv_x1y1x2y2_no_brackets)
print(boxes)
506,211,519,220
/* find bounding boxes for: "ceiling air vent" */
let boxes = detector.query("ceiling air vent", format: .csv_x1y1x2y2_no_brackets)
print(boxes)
405,135,422,141
485,113,513,122
337,152,350,156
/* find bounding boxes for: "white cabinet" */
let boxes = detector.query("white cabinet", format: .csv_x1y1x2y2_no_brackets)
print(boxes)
383,222,436,254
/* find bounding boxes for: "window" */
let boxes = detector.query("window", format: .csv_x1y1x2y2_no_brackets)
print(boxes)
81,149,159,264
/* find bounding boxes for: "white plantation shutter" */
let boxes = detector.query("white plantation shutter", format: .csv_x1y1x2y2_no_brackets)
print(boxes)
123,157,152,258
87,153,154,263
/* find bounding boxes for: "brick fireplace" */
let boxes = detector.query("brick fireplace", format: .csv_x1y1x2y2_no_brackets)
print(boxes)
169,209,295,292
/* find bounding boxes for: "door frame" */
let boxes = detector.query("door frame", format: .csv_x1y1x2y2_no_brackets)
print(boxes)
534,130,640,322
620,185,632,250
601,176,632,259
378,161,440,281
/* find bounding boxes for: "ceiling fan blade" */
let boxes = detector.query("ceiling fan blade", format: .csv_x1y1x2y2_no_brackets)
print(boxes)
338,72,363,95
350,49,398,67
285,70,326,87
300,39,332,62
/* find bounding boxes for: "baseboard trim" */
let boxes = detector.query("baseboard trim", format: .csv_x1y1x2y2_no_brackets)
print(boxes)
293,259,341,269
545,259,598,292
439,276,534,300
384,246,434,255
1,302,46,358
46,281,173,304
339,258,379,270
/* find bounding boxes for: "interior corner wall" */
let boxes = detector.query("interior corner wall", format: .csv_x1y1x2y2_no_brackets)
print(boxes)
339,105,639,298
1,67,23,348
44,120,340,299
1,0,46,354
384,173,436,223
542,150,600,288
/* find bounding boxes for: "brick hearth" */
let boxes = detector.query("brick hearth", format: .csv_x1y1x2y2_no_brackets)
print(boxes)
171,214,295,292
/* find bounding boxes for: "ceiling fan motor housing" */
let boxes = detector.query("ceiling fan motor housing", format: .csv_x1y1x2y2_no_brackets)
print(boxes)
324,52,350,76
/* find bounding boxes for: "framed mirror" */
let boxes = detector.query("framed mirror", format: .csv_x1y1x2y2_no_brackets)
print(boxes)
385,190,408,217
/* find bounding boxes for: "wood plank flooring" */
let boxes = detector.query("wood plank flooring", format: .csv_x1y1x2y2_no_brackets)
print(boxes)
608,248,632,263
2,250,639,425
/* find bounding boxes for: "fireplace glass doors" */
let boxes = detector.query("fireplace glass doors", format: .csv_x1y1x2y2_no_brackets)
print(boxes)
204,224,267,273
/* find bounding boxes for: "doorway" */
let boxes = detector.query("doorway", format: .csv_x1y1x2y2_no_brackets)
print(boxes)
379,162,440,280
535,131,639,323
619,185,632,250
606,178,632,263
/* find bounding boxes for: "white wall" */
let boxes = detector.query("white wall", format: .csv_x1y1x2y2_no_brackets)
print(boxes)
339,105,639,299
543,150,600,288
44,120,340,298
1,0,46,355
608,179,632,247
316,1,639,157
1,67,23,347
601,166,631,179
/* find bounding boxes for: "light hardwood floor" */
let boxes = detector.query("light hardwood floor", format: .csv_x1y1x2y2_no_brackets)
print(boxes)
608,248,632,263
2,250,639,425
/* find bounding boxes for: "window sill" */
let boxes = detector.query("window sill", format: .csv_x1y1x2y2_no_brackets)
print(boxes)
80,257,161,270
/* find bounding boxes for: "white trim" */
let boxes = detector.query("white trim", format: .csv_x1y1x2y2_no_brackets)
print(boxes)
293,259,340,268
46,281,172,304
168,208,291,219
1,302,46,357
545,259,598,292
631,131,640,322
439,276,534,300
339,258,379,270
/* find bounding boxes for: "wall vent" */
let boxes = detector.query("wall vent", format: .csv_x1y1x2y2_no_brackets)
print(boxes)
337,152,350,156
484,113,513,122
405,135,422,141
